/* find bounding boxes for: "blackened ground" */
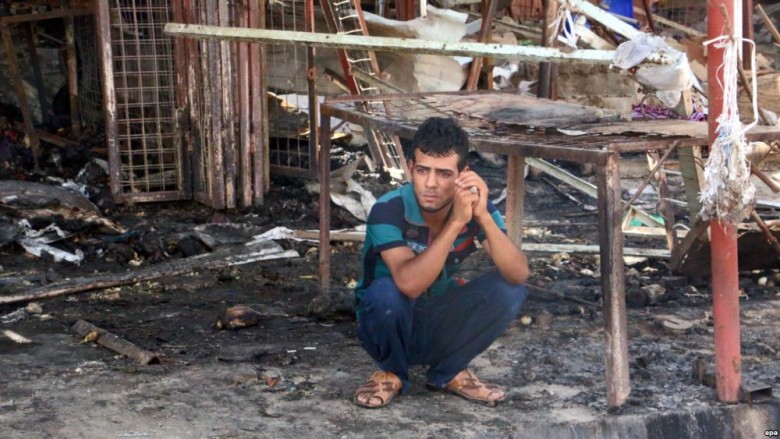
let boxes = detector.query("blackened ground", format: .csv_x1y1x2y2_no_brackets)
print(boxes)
1,150,779,438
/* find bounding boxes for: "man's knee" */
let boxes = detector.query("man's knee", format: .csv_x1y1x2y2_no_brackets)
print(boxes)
359,277,413,318
491,278,528,317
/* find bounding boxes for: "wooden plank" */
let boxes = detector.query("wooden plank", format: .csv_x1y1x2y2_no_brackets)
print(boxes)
596,154,630,408
465,0,498,91
64,12,81,137
72,320,160,365
506,155,526,245
95,0,120,201
237,1,252,208
538,0,560,99
172,0,191,198
319,114,332,292
219,1,236,208
25,23,50,126
248,0,266,205
434,93,620,128
755,4,780,45
206,0,225,209
163,24,620,65
678,146,705,220
184,0,204,198
633,6,705,37
0,8,90,24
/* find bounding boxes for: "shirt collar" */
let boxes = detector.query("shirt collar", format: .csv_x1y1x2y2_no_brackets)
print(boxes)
400,183,426,227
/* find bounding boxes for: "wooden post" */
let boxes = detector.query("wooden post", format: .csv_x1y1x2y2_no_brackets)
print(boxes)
238,1,252,208
219,0,236,209
248,0,267,205
707,1,741,403
505,155,526,246
1,23,41,168
206,0,225,209
678,146,705,219
172,0,191,198
95,0,119,200
597,153,630,407
742,0,753,70
25,23,50,126
63,7,81,137
538,0,559,100
465,0,498,91
319,113,332,292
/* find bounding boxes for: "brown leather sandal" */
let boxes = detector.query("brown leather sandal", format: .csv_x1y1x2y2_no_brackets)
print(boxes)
353,371,402,409
428,370,506,407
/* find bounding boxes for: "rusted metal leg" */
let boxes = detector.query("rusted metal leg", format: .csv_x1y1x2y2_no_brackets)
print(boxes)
319,113,332,293
505,155,526,246
596,154,630,407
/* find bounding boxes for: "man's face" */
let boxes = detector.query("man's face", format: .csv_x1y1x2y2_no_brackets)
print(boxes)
409,149,461,213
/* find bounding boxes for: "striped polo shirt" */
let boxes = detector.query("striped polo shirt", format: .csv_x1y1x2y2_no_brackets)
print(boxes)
355,183,507,304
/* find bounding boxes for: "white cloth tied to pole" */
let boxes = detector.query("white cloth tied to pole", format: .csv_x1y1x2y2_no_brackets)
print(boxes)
698,35,759,226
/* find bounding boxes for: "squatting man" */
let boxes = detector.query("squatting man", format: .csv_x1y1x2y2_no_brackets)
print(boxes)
352,116,530,408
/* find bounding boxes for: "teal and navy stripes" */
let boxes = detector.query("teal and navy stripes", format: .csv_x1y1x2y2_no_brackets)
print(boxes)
355,183,507,304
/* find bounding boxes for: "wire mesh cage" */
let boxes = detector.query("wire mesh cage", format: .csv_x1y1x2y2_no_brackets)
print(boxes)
98,0,184,202
265,0,319,179
75,15,104,129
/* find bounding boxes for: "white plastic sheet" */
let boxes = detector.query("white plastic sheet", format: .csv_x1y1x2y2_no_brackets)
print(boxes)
612,33,694,107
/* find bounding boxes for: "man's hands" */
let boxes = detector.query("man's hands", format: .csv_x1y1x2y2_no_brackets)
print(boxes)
453,168,489,226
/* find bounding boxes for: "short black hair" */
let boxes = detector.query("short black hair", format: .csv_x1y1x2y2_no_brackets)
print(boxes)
410,117,470,171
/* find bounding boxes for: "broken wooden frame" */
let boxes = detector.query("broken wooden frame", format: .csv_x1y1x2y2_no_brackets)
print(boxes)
0,7,91,169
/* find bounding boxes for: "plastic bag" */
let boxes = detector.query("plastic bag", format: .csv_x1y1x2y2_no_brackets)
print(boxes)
612,33,694,107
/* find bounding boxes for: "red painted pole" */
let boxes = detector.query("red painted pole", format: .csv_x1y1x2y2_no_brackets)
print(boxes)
707,0,742,403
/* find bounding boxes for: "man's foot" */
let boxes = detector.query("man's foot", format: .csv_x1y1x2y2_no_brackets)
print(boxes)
353,371,402,408
428,370,506,407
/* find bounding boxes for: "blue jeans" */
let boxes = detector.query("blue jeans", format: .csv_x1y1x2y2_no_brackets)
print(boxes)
356,271,528,393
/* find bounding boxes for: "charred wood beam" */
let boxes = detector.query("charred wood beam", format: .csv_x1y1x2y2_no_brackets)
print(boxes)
72,319,159,365
0,241,297,306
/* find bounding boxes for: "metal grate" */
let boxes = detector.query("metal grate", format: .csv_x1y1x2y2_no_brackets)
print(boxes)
99,0,183,202
75,15,104,129
266,0,318,179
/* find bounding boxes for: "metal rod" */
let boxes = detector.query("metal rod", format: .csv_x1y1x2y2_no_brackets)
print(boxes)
708,3,742,404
